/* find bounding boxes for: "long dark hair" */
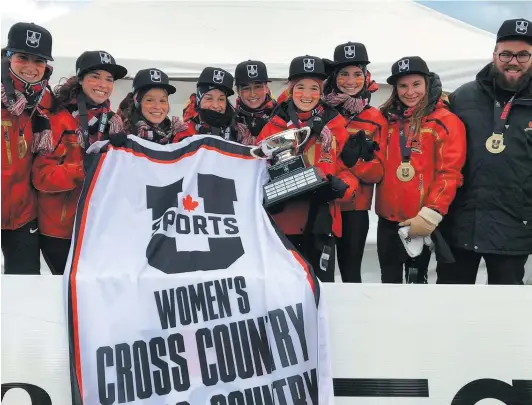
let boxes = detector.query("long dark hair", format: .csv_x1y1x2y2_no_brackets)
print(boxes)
117,92,141,134
53,76,82,108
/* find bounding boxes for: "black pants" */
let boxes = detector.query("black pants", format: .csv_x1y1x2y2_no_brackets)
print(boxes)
287,234,336,283
377,217,431,283
1,219,40,275
40,235,72,275
436,247,528,285
336,210,369,283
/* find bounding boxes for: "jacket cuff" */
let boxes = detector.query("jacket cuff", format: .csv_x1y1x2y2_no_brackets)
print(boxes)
419,206,443,226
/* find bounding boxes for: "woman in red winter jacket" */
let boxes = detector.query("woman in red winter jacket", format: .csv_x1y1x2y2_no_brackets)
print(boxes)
1,22,54,274
377,56,466,283
116,68,194,144
257,55,359,282
32,50,127,274
322,42,386,283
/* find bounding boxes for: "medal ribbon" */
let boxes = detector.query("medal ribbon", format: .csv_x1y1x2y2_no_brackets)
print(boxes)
399,119,412,162
493,95,515,136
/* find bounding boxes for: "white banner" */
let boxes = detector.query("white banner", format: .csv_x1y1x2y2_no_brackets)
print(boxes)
64,135,333,405
2,278,532,405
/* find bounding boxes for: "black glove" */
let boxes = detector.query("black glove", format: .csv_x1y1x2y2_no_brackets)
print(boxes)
359,136,380,162
315,174,349,202
265,201,286,215
340,132,363,167
308,116,325,137
108,132,128,147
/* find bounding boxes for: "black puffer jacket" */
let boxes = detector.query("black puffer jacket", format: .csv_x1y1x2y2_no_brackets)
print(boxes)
442,64,532,255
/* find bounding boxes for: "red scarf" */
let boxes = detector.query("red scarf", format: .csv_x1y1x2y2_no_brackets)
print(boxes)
135,116,189,145
66,97,123,148
235,95,276,140
323,71,379,118
1,68,54,155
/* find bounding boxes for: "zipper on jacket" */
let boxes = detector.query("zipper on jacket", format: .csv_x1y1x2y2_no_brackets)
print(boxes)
3,126,12,166
60,192,70,223
419,173,425,208
386,130,391,160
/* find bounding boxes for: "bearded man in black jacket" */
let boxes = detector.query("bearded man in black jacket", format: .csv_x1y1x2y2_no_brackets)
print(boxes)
437,18,532,285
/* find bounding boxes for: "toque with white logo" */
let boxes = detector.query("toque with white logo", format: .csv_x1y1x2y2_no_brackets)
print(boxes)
234,60,271,86
197,67,234,96
496,18,532,44
2,22,53,61
75,50,128,80
288,55,328,81
132,68,176,95
386,56,430,85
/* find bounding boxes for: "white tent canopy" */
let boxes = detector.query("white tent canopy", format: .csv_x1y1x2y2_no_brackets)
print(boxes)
44,0,496,92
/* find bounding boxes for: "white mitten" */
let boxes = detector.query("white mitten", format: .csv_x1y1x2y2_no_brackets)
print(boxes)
398,226,424,258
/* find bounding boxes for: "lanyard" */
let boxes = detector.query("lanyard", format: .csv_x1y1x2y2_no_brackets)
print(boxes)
398,119,412,162
493,95,515,135
77,93,108,148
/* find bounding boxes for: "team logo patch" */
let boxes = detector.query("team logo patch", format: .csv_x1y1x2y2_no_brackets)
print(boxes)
247,64,258,78
150,69,162,82
344,45,356,59
398,59,410,72
25,30,41,48
303,58,315,72
516,20,528,34
213,70,225,84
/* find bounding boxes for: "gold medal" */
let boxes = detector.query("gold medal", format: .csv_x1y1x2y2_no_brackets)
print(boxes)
396,161,415,182
486,133,505,154
17,136,28,159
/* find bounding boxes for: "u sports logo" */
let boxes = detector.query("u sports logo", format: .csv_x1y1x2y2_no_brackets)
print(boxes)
146,173,244,274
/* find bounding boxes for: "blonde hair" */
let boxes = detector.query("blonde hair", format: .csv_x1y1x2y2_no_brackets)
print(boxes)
380,77,429,136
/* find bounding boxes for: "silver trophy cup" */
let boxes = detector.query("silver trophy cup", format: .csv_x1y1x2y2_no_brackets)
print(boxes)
250,127,327,207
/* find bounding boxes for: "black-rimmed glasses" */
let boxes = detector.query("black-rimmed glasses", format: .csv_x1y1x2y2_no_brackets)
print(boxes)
496,51,532,63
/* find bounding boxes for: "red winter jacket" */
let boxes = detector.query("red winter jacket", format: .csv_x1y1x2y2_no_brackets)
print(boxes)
257,104,359,237
32,107,123,239
376,99,466,222
172,120,200,143
32,109,85,238
1,90,53,230
339,106,386,211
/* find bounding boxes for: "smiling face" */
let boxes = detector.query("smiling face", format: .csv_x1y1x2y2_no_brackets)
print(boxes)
9,52,46,83
80,70,114,105
199,88,227,113
292,78,322,112
140,88,169,125
336,65,365,96
493,40,532,90
237,82,267,109
396,74,427,108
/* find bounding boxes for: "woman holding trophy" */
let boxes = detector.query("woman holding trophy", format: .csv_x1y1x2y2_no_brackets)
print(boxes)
376,56,466,283
256,55,360,283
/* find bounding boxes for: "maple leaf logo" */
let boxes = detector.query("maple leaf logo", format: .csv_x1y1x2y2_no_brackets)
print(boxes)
182,194,199,212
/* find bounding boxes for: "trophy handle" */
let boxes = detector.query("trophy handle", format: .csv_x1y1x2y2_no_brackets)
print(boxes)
297,126,312,148
249,146,269,160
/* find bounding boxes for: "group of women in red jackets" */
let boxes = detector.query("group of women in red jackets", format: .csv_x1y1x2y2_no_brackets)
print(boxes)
1,21,466,283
